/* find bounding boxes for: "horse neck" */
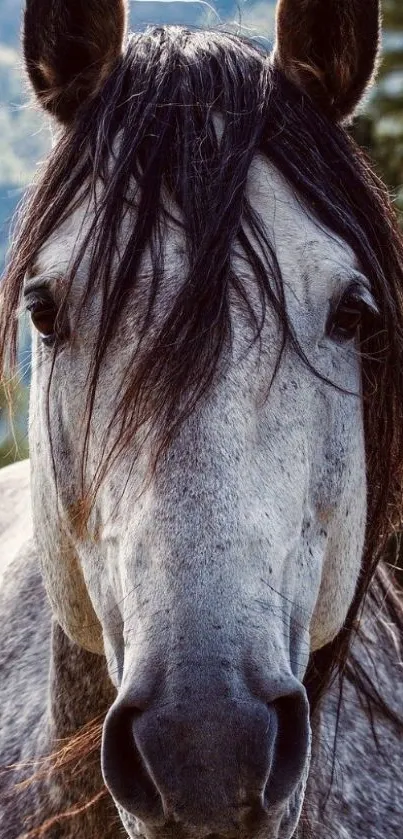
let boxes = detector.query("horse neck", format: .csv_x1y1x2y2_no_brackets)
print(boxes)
39,619,118,837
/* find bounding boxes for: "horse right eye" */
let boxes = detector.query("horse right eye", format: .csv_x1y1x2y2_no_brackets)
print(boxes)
27,295,59,345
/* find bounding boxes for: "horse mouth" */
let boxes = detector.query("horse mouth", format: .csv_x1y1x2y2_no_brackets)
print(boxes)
116,791,303,839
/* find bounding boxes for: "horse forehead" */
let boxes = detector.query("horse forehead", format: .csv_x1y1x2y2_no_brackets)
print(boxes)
37,156,356,295
248,156,357,290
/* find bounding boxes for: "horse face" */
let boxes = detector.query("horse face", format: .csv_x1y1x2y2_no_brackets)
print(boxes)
27,155,368,838
21,1,381,837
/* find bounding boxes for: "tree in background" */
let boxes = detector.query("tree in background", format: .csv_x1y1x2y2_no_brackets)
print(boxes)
352,0,403,580
353,0,403,218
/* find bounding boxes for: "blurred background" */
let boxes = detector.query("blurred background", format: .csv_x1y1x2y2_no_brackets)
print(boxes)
0,0,402,468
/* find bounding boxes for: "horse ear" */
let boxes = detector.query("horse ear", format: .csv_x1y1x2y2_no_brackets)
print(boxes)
23,0,128,124
274,0,381,122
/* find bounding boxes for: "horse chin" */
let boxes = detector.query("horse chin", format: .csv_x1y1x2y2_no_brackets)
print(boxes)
115,783,306,839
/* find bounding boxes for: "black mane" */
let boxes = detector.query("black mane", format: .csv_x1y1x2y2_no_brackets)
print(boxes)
1,24,402,726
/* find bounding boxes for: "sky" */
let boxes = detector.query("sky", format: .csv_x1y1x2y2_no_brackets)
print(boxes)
129,0,275,46
0,1,276,48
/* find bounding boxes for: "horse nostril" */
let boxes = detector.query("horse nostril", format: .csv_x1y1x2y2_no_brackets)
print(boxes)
102,684,310,828
102,706,163,821
263,692,310,808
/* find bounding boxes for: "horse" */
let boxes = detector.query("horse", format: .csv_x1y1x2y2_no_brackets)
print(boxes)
0,1,403,837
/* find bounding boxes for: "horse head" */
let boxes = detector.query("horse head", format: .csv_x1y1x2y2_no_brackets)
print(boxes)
2,2,402,838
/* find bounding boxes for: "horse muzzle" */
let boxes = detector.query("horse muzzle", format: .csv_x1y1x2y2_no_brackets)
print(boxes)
101,670,310,837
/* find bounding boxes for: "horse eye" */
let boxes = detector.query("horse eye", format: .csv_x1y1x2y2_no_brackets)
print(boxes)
327,284,379,343
27,295,59,345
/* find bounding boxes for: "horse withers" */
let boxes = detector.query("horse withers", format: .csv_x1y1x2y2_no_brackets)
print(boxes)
0,1,403,838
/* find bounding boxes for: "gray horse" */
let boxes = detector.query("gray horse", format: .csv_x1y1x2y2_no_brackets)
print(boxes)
1,1,403,837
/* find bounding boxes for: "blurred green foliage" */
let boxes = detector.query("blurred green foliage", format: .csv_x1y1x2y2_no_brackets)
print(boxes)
0,378,29,466
353,0,403,215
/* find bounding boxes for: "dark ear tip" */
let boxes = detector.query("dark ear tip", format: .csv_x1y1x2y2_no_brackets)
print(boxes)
25,58,123,125
23,0,127,123
274,0,381,123
273,51,379,124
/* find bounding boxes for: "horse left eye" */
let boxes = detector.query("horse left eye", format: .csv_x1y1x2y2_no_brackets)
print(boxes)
327,285,379,342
